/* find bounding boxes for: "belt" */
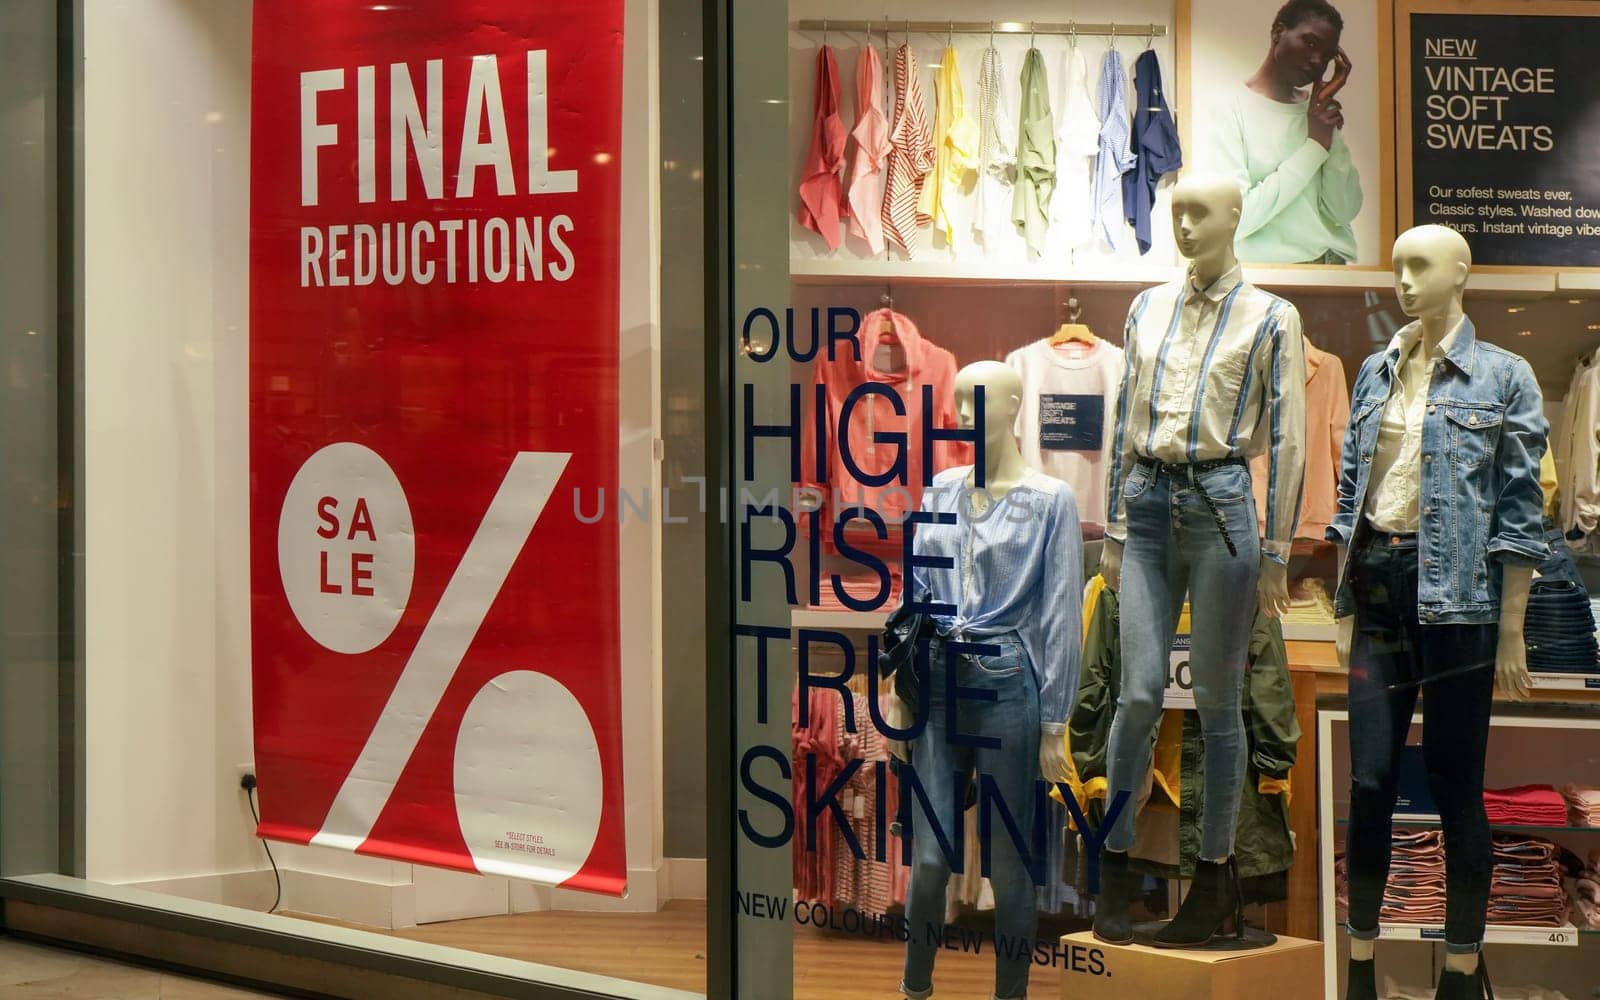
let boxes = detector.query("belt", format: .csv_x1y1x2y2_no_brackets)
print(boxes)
1136,456,1247,557
1138,455,1247,479
1363,530,1419,549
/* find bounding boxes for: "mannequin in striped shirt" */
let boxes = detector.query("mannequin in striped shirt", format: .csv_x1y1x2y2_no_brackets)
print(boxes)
1093,174,1308,951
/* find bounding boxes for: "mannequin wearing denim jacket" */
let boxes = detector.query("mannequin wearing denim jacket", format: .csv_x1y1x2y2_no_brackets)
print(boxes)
1329,225,1547,1000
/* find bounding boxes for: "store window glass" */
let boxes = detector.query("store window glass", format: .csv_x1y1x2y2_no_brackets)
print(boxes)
728,1,1600,998
2,1,715,996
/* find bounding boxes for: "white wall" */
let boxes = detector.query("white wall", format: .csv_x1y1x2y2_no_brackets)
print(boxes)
84,0,664,920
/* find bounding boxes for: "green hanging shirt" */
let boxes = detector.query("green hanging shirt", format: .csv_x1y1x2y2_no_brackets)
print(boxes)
1011,47,1056,258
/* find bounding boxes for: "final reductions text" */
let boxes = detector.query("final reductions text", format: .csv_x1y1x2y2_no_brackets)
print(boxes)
295,52,578,288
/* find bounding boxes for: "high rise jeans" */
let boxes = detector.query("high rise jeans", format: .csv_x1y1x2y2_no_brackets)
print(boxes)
1344,531,1495,954
900,633,1040,1000
1106,459,1260,861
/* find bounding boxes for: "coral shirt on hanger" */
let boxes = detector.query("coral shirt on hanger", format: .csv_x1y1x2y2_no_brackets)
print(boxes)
800,308,971,556
797,45,847,249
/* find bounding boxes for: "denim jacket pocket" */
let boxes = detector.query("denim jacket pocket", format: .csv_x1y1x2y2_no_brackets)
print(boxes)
1350,397,1385,458
1443,405,1504,470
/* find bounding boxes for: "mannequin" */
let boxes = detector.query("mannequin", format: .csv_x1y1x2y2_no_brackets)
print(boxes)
1095,174,1307,949
898,361,1082,1000
1329,225,1547,1000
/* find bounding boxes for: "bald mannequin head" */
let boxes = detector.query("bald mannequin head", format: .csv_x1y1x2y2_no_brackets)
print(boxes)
1171,173,1244,270
1392,224,1472,321
954,361,1023,448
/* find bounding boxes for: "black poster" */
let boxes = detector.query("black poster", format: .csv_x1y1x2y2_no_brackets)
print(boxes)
1410,12,1600,266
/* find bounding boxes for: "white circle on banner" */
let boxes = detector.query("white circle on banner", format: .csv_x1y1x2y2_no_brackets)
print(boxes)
454,671,603,883
278,442,414,654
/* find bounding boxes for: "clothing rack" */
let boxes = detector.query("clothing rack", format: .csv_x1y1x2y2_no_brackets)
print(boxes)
792,20,1167,40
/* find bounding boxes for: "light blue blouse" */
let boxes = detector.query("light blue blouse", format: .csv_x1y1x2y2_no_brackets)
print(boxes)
909,466,1084,733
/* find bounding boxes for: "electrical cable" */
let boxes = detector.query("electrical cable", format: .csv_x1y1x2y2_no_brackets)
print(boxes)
244,782,283,914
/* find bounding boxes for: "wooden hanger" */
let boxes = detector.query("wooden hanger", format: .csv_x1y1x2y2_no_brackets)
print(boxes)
1050,294,1096,346
878,286,897,336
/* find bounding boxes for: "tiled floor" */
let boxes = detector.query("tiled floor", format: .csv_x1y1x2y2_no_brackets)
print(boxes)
0,937,282,998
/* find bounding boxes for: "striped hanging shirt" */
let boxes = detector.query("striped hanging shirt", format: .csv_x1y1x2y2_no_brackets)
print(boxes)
1105,264,1308,564
1091,50,1134,252
881,44,934,256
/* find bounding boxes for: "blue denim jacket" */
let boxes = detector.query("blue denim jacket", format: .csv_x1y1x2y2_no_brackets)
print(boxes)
1327,317,1548,623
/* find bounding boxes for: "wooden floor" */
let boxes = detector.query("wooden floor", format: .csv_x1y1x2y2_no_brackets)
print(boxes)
291,901,1087,999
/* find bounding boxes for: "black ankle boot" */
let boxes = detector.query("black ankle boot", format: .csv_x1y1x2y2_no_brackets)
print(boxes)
1345,956,1377,1000
1433,957,1491,1000
1092,848,1135,945
1152,856,1243,948
1433,970,1478,1000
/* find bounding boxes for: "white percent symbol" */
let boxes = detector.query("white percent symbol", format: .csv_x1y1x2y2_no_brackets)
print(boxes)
279,447,603,882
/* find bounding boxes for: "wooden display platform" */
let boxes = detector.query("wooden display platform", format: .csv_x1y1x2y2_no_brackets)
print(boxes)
1057,931,1322,1000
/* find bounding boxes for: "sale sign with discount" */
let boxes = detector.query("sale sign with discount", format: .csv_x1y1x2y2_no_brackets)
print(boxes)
249,1,627,895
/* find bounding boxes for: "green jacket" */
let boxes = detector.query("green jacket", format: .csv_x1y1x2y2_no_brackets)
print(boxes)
1067,586,1301,884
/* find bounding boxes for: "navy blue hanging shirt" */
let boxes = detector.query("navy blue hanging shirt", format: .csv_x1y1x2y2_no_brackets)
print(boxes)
1122,49,1182,255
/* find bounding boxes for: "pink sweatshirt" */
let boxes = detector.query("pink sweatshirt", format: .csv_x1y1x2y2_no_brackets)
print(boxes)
801,309,972,554
1254,337,1349,541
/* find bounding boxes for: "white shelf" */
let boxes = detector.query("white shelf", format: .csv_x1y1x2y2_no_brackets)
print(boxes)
789,255,1177,286
1557,271,1600,291
1318,708,1600,997
1375,922,1582,947
790,257,1568,294
1529,672,1600,691
790,608,886,631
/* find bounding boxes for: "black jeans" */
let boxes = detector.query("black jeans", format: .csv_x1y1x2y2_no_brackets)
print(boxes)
1345,531,1496,954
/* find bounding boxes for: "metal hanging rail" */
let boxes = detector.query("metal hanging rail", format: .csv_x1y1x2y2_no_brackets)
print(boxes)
791,19,1167,39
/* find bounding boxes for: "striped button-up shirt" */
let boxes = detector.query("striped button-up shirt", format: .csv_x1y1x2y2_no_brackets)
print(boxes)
1106,264,1307,564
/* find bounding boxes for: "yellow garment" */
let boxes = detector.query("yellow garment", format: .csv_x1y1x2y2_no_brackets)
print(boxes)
916,46,978,246
1259,775,1292,806
1541,445,1559,519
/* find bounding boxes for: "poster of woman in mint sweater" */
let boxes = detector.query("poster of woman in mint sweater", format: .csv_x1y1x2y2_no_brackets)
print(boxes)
1192,0,1376,265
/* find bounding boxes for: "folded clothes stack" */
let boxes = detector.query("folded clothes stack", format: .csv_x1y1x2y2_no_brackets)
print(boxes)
1484,785,1570,826
1334,830,1447,925
1486,835,1568,928
1525,526,1599,673
1523,580,1599,673
1336,833,1570,929
1573,850,1600,930
1562,784,1600,827
1283,577,1336,625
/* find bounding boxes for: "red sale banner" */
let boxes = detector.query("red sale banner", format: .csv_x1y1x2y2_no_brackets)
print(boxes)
249,1,626,895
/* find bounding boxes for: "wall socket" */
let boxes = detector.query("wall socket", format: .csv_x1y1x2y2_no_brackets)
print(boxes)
235,762,256,789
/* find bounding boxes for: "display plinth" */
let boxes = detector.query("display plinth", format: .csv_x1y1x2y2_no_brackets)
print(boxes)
1058,930,1322,1000
1129,920,1278,951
